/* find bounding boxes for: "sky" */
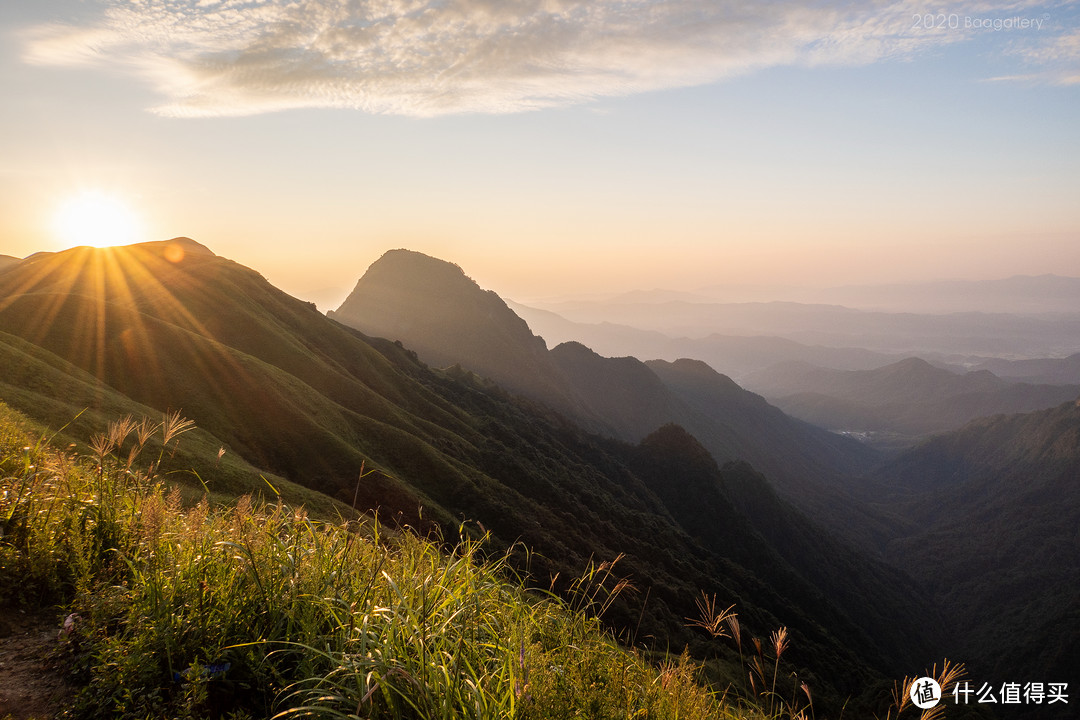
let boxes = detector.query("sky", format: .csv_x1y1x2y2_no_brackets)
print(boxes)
1,0,1079,308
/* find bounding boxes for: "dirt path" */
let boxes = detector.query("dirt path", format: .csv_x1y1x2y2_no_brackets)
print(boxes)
0,607,71,720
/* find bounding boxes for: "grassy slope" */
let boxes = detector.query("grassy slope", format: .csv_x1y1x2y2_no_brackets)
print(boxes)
0,330,339,512
0,402,771,720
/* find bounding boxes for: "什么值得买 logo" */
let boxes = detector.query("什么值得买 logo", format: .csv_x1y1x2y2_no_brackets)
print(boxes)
910,677,941,709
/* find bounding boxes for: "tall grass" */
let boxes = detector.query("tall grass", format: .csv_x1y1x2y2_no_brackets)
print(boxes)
1,404,763,720
686,592,813,720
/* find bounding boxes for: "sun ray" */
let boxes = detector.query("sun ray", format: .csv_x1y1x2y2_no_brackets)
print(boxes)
0,241,248,415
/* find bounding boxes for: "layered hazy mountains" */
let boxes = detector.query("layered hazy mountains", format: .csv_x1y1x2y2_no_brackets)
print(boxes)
743,357,1080,449
331,249,1079,693
1,242,1077,713
331,251,876,503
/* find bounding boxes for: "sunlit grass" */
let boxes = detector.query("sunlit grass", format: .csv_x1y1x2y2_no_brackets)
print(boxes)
0,403,771,719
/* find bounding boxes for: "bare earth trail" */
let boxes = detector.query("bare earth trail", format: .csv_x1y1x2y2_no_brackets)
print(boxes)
0,606,71,719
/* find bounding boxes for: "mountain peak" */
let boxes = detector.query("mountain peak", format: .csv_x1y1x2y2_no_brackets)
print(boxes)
329,249,597,417
155,236,213,253
132,237,216,261
355,249,475,299
550,340,597,358
14,237,215,269
884,357,950,377
638,423,716,468
645,358,745,397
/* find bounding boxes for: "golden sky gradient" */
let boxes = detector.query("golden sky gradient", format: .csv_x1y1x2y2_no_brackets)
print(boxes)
1,1,1078,307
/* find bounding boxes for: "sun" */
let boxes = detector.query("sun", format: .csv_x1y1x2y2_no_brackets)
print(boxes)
52,190,143,249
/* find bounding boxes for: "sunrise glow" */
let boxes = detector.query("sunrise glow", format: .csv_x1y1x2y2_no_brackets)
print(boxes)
52,191,143,250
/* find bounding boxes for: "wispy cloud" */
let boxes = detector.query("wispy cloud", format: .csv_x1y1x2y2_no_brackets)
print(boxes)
22,0,1079,117
1005,25,1080,83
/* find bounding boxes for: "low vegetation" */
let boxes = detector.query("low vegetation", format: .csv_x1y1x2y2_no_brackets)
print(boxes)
0,403,834,720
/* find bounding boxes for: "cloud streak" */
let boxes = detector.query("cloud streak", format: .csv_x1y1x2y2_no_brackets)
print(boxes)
23,0,1080,117
1005,25,1080,83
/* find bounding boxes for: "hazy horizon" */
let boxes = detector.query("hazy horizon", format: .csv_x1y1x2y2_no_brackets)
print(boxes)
10,238,1080,315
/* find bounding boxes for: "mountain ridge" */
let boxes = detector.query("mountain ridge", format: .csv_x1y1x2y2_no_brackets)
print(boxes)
333,251,885,542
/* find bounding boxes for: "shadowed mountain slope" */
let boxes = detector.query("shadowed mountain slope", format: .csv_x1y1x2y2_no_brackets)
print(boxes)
329,249,595,427
544,344,883,532
872,400,1080,685
646,358,877,485
548,341,681,441
621,425,937,681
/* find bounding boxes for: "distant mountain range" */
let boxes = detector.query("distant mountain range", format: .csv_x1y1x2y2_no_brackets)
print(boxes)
508,300,905,379
795,274,1080,314
744,357,1080,446
686,274,1080,314
511,298,1080,387
968,353,1080,385
545,274,1080,315
522,296,1080,358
